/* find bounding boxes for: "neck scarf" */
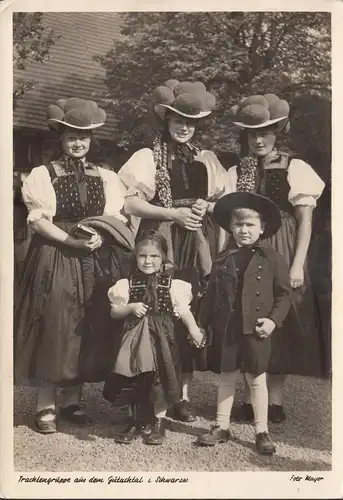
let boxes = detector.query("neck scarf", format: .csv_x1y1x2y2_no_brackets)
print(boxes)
60,154,87,208
154,131,200,208
135,271,161,313
236,149,282,195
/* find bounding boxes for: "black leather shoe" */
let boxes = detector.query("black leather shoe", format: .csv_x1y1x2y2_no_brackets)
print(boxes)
173,400,197,422
197,425,231,446
35,408,57,434
115,424,140,444
255,432,276,455
231,403,254,422
60,404,92,427
269,405,286,423
144,418,165,445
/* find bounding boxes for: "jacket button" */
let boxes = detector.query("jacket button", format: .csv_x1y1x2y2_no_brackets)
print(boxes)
258,265,263,269
256,276,262,280
256,306,260,311
256,291,260,296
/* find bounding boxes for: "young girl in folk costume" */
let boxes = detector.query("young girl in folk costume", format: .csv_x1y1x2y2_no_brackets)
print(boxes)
226,94,325,423
103,231,205,445
118,79,229,422
198,193,291,455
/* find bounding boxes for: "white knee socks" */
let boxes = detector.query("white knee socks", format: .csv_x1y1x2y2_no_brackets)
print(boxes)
216,371,268,434
268,374,286,406
245,372,268,434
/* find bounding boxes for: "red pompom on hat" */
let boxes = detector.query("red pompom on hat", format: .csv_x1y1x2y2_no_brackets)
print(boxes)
47,97,107,131
153,79,216,120
231,93,290,131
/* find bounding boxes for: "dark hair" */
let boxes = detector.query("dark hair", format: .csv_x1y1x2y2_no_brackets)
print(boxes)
129,230,170,272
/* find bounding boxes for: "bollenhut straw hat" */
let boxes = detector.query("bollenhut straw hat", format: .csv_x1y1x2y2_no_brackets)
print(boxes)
47,98,106,131
153,80,216,120
230,94,290,132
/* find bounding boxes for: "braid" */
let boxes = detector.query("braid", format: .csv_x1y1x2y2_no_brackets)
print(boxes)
153,131,173,208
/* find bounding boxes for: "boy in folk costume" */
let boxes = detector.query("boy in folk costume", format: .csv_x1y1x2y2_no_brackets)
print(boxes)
198,192,291,455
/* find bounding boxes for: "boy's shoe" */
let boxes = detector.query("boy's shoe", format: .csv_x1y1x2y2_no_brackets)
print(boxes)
268,405,286,423
144,418,165,445
231,403,254,422
197,425,231,446
115,423,140,444
172,400,197,422
255,432,276,455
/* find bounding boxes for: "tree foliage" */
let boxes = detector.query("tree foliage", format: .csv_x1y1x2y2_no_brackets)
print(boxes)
13,12,58,108
95,11,331,158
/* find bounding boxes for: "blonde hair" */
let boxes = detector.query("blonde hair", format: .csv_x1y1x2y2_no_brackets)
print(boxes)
230,207,265,230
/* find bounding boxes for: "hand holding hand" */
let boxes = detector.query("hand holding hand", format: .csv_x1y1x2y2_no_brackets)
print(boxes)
289,263,304,289
172,207,203,231
191,198,208,218
189,327,206,348
255,318,276,339
130,302,149,318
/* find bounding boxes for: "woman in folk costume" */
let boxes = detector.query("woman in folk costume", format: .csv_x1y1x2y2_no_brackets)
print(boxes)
14,98,134,434
225,94,325,423
118,80,228,422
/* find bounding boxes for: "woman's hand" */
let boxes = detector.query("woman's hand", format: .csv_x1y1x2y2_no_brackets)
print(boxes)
172,207,203,231
130,302,149,318
192,198,209,218
289,263,304,288
68,233,103,251
255,318,276,339
189,327,206,348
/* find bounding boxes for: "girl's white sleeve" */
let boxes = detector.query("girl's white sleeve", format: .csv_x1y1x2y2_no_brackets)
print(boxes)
224,166,238,194
98,167,128,222
169,279,193,317
21,165,56,223
118,148,157,202
108,279,130,307
287,159,325,207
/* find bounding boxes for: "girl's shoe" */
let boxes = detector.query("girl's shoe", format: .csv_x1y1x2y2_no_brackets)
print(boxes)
144,418,165,445
268,405,286,423
197,425,231,446
35,408,57,434
60,404,92,426
172,400,197,422
255,432,276,455
115,424,140,444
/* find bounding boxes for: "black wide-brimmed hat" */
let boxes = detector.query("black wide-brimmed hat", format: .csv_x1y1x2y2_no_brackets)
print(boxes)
213,192,281,239
230,94,290,132
152,79,216,120
47,98,107,131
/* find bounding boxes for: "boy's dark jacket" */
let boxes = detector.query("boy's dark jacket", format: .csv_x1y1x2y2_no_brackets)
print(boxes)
198,241,292,373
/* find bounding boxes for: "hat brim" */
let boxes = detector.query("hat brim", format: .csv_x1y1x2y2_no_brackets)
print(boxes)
154,103,212,120
213,192,281,239
47,118,105,131
233,116,288,129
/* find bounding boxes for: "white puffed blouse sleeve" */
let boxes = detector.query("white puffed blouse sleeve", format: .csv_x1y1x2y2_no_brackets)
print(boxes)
287,159,325,207
98,167,128,223
21,165,56,223
118,148,157,202
223,166,238,194
169,279,193,317
108,279,130,307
